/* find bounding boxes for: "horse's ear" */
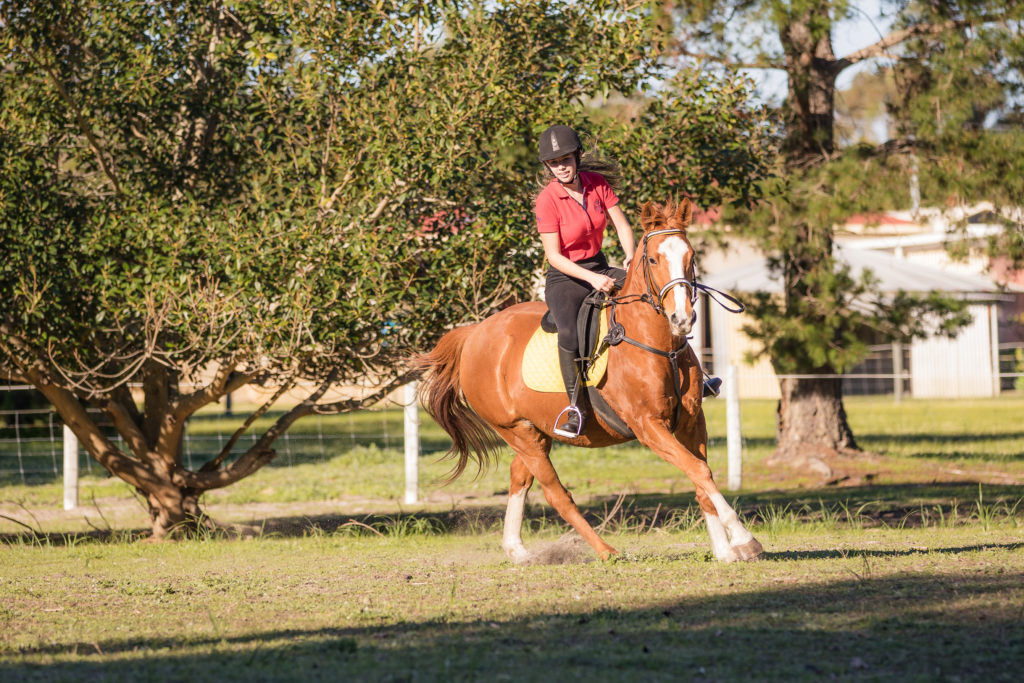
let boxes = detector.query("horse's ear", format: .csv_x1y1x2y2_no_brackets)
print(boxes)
675,197,693,230
640,202,659,231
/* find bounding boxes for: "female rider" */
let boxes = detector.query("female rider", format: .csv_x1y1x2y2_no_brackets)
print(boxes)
535,125,722,439
535,124,635,438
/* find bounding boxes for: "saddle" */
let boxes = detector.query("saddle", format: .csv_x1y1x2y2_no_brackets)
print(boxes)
522,297,635,438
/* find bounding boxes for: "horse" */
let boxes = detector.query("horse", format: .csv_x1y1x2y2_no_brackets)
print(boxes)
413,198,762,563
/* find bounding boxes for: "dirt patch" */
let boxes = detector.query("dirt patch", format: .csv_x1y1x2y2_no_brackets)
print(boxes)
522,532,594,565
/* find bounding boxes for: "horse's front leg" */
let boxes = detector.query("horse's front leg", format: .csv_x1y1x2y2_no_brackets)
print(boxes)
502,454,534,564
636,415,762,562
494,424,618,561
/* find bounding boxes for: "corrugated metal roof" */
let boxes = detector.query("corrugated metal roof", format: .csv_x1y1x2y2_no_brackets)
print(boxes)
702,245,1016,300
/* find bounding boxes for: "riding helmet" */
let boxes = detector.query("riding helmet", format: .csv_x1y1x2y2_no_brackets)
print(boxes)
538,124,582,162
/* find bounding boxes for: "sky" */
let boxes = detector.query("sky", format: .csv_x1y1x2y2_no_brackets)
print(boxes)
749,0,893,103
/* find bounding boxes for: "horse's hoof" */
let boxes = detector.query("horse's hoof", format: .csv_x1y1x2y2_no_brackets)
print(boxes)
714,547,740,562
597,546,619,561
732,538,764,561
505,547,532,565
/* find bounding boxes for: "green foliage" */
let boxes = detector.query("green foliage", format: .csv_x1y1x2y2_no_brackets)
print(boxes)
0,0,772,392
0,0,773,512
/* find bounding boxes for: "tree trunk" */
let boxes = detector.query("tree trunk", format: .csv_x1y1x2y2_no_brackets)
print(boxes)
769,376,860,477
143,483,209,540
779,8,839,157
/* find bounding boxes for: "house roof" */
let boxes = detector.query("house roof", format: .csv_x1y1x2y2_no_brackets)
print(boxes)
844,212,918,227
701,244,1017,301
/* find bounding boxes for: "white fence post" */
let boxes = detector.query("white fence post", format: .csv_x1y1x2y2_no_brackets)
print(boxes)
892,341,904,403
63,424,79,510
726,364,742,491
403,381,419,504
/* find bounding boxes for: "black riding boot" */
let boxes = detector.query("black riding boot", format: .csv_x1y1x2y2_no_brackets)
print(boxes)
553,345,589,438
703,376,723,398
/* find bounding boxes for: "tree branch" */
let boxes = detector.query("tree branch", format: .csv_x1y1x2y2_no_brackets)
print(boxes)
21,367,154,490
178,374,338,490
172,360,244,420
141,360,171,448
312,370,417,416
833,20,964,73
103,398,149,460
199,381,291,472
111,384,143,426
26,52,123,195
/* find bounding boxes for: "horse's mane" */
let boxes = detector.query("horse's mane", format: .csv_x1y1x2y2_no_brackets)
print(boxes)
639,197,693,234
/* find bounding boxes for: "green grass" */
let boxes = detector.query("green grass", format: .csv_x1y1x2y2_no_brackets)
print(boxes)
2,396,1024,679
1,525,1023,681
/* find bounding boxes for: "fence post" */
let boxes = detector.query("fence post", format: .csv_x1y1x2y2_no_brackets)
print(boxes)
403,381,419,504
63,424,79,510
892,341,904,403
726,364,742,491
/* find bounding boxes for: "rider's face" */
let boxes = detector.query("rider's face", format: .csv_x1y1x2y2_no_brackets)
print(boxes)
545,153,577,183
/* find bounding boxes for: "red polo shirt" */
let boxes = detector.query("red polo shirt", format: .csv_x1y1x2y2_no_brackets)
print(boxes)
535,171,619,261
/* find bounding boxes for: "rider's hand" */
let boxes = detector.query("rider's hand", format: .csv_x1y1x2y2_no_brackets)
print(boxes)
590,273,616,294
623,255,633,271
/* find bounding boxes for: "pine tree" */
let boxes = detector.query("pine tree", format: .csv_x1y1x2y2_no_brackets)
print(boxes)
667,0,1024,475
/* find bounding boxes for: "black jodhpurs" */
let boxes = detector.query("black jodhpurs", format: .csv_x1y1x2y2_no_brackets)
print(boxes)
544,252,625,355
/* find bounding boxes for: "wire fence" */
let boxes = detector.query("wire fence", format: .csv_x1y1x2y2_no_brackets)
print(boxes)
700,343,1024,398
0,402,409,486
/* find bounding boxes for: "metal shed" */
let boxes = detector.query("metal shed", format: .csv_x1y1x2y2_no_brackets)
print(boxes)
694,245,1013,399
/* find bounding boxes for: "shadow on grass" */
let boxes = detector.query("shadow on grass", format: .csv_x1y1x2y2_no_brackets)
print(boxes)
3,570,1023,680
764,543,1024,561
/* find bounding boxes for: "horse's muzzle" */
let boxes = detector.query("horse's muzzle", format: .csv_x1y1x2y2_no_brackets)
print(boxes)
669,311,694,336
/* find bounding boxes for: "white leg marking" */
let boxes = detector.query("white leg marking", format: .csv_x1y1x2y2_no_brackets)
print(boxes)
704,512,737,562
502,488,531,564
708,491,755,546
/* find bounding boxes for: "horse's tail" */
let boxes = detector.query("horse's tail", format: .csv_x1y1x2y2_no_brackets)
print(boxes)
411,325,502,483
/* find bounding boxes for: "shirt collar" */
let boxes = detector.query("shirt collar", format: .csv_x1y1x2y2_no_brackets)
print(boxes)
551,172,591,199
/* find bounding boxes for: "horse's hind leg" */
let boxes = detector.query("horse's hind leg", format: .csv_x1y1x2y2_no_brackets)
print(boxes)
638,417,762,562
502,454,534,564
494,423,617,560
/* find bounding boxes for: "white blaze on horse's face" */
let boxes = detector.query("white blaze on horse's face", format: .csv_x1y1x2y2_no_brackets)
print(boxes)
657,235,694,336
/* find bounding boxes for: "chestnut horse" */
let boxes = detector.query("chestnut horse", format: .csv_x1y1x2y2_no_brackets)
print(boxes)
415,198,762,563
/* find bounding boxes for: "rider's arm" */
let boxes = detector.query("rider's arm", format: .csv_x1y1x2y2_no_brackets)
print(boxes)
540,232,616,293
607,204,636,269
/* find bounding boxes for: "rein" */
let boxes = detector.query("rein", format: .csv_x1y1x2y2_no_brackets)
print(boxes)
584,228,746,429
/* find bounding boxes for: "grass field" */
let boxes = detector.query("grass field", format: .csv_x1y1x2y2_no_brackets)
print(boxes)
1,396,1023,680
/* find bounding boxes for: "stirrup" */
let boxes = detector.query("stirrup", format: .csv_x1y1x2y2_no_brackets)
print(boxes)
553,405,584,438
703,376,722,398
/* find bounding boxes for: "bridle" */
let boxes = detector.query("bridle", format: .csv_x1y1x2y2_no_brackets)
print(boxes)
638,228,698,316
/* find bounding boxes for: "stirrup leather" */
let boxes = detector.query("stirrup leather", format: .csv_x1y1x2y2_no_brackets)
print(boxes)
553,404,584,438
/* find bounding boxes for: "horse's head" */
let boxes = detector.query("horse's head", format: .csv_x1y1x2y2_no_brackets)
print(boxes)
632,198,697,337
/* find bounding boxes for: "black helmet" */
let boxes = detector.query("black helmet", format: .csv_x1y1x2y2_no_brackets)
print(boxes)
538,124,581,162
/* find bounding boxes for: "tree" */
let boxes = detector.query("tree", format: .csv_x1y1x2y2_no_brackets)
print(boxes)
0,0,643,536
665,0,1024,475
0,0,773,536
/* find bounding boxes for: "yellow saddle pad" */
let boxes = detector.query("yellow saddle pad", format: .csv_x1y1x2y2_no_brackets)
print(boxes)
522,309,611,393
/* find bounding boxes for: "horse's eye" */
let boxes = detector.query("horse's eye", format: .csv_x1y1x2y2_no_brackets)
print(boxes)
648,257,657,265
